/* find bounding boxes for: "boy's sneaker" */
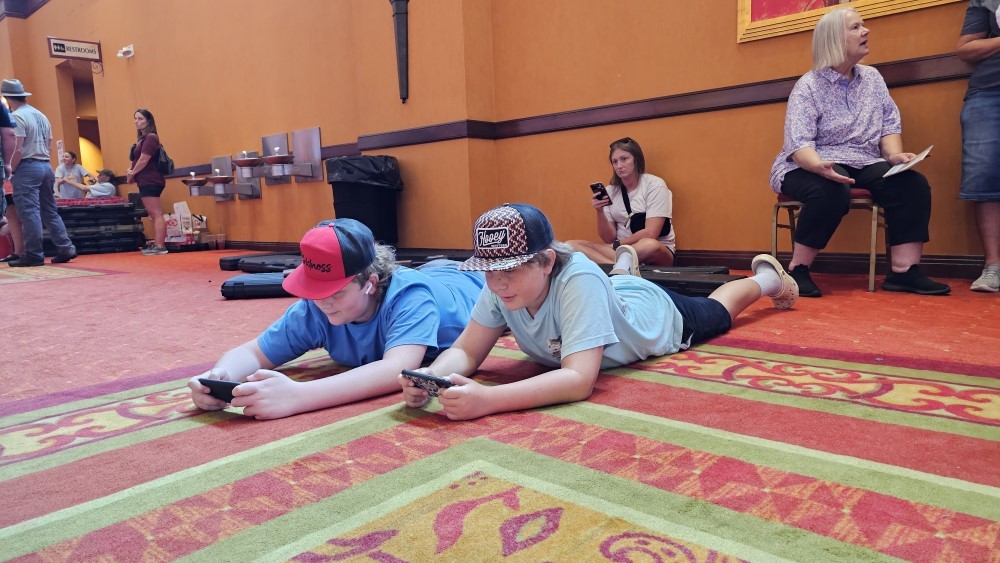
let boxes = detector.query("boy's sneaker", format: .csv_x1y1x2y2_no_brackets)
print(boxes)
141,245,168,256
970,264,1000,293
751,254,798,310
882,265,950,295
788,265,821,297
609,244,641,277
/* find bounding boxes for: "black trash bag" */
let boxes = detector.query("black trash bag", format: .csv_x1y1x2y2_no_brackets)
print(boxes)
326,155,404,191
326,156,405,245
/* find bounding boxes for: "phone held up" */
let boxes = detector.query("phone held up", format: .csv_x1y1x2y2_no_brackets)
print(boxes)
589,182,609,200
401,369,454,397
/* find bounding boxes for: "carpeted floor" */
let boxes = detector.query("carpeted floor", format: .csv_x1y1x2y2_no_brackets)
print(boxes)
1,250,997,561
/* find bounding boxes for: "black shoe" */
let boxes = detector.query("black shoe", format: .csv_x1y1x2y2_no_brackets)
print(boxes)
0,253,19,263
8,257,45,267
882,265,951,295
51,251,77,264
788,265,822,297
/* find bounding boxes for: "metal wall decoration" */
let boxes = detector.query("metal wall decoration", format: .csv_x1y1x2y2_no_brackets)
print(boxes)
390,0,409,103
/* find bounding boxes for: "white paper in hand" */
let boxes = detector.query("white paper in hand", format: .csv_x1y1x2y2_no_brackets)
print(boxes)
883,145,933,178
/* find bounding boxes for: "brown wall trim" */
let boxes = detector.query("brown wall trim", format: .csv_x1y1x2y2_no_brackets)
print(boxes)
357,120,494,151
358,54,972,151
0,0,48,20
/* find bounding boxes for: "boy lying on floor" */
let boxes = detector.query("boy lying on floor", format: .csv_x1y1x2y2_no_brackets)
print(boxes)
400,203,798,420
188,219,485,419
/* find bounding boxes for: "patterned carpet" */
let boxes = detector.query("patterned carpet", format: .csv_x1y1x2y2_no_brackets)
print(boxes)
0,264,118,285
3,336,997,561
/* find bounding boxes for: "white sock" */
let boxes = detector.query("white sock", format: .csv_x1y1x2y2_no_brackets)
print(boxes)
750,262,782,296
613,253,632,272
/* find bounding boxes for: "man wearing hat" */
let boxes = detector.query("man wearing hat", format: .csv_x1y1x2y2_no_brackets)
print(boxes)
1,78,75,266
81,169,117,199
188,218,486,420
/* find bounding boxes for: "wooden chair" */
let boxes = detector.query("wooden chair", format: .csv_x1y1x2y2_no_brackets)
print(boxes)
771,188,887,292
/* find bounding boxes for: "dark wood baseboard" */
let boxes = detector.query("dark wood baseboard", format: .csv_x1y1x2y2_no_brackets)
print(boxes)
226,241,301,253
225,243,986,280
677,250,986,280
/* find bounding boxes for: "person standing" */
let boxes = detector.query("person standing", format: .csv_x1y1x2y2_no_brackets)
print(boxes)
127,108,168,255
956,0,1000,292
1,78,75,267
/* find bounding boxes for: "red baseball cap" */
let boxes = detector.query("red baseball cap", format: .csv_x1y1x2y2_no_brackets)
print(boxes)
282,219,377,300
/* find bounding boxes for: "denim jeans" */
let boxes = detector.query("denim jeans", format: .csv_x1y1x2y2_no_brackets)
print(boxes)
12,160,74,262
960,91,1000,202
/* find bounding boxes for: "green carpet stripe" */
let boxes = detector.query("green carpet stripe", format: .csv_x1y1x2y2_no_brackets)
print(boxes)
186,440,892,563
0,380,192,429
549,402,1000,520
490,350,997,441
0,405,420,560
0,409,233,483
698,344,1000,389
0,350,329,429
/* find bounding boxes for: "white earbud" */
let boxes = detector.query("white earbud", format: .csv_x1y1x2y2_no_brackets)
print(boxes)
363,282,373,295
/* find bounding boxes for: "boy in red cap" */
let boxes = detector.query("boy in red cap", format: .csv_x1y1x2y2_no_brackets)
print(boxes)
188,219,485,419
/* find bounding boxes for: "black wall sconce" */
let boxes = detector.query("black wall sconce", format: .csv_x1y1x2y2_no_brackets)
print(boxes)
390,0,409,103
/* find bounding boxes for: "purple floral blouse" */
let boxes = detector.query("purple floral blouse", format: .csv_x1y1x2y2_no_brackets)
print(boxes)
769,65,902,192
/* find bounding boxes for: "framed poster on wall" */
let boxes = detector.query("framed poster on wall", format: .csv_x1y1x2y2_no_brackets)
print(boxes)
737,0,963,43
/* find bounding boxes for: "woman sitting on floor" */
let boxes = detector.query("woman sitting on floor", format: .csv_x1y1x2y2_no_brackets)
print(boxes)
399,203,798,421
769,6,949,297
567,137,676,271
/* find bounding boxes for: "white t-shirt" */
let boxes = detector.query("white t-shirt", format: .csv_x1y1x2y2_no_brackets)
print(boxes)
602,173,676,252
471,253,683,369
55,163,89,199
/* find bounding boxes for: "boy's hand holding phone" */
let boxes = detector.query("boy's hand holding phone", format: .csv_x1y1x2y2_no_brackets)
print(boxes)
188,368,236,410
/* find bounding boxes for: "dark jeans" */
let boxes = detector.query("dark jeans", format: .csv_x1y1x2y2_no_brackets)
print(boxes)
12,160,74,262
780,162,931,249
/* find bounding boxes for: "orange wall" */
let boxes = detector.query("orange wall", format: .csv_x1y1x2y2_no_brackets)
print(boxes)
0,0,982,258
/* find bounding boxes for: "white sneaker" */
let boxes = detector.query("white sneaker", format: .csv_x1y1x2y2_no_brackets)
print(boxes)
609,245,641,277
141,245,169,256
971,264,1000,293
751,254,798,310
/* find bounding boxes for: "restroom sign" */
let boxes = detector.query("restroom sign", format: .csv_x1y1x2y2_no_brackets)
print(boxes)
47,37,102,62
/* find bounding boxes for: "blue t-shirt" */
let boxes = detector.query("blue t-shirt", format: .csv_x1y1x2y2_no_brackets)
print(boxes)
471,252,683,369
258,265,485,367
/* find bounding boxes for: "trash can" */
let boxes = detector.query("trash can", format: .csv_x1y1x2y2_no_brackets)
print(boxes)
326,155,404,244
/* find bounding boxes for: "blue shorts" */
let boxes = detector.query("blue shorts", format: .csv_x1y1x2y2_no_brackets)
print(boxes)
960,91,1000,202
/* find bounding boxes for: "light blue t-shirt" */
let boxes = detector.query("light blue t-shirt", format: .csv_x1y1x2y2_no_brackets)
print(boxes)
472,252,683,369
258,265,485,367
87,181,116,198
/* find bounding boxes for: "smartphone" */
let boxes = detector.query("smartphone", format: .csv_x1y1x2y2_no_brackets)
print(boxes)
401,369,454,397
199,378,240,402
589,182,609,200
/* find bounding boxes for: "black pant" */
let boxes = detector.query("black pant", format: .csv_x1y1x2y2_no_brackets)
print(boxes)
780,162,931,249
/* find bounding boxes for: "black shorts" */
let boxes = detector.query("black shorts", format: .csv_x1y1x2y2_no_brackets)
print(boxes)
4,194,12,206
138,184,166,198
662,288,733,347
